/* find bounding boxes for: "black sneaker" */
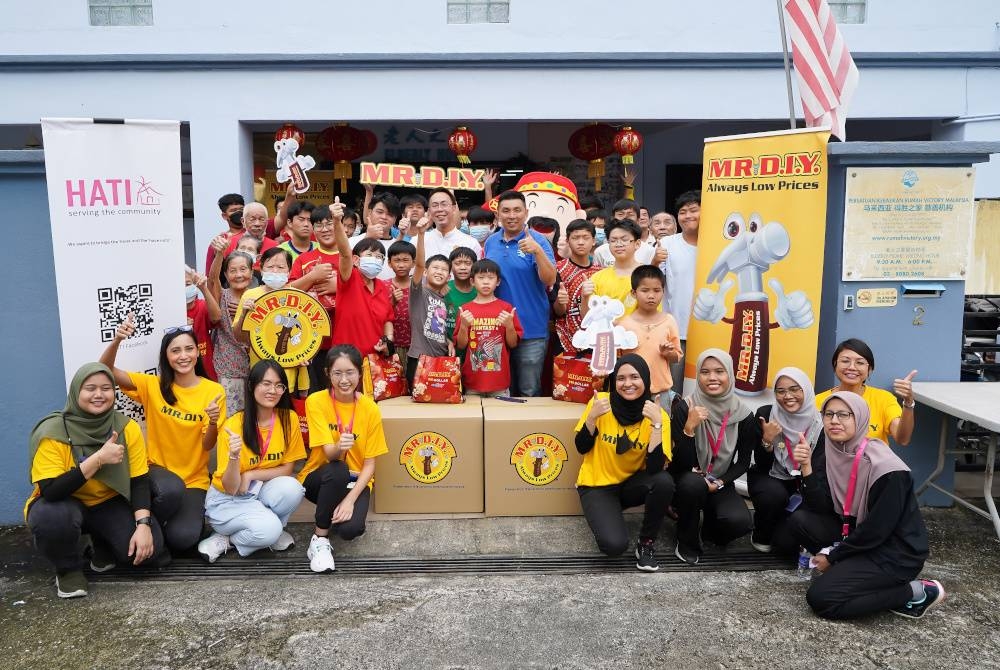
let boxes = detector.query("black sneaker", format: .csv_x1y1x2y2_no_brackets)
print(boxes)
55,570,88,599
891,580,945,619
635,542,659,572
674,542,701,565
88,540,116,573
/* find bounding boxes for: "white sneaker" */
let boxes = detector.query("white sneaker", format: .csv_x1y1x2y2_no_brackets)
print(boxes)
307,534,335,573
198,533,231,563
270,530,295,552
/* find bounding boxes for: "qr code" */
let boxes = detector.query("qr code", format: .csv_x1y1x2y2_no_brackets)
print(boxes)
99,284,154,342
115,367,157,424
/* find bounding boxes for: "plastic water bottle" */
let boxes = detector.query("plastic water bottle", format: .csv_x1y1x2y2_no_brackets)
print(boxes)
797,547,813,580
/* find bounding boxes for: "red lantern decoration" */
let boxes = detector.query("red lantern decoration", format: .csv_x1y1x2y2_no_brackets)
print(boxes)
568,123,616,191
613,126,643,165
448,126,477,165
274,123,305,150
361,129,378,156
316,123,366,192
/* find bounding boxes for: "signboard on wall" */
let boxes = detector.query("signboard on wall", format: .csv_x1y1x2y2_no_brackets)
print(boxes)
41,118,187,423
263,169,335,216
842,167,976,281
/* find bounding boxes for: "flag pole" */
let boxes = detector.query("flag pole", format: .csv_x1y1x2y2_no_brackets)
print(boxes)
776,0,797,129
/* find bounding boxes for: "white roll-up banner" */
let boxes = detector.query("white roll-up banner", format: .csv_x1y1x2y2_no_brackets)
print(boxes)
41,118,186,424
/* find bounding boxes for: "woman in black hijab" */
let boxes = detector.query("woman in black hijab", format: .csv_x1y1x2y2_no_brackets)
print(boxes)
574,354,675,572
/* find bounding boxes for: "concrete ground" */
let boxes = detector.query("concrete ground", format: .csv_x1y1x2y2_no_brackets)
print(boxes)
1,505,998,670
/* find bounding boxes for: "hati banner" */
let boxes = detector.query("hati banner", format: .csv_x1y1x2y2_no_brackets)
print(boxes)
686,128,830,396
41,118,186,418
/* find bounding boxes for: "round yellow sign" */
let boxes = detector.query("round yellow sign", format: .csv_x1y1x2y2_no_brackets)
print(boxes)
510,433,568,486
242,288,331,367
399,431,456,484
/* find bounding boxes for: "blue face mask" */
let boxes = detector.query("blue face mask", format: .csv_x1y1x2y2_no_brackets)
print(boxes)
359,257,383,279
594,228,607,246
261,272,288,289
469,225,492,242
459,219,470,235
185,284,199,302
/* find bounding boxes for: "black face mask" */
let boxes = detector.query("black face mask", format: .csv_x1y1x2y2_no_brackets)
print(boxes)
229,211,244,228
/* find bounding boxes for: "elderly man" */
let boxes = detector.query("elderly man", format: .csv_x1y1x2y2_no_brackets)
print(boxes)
217,201,280,264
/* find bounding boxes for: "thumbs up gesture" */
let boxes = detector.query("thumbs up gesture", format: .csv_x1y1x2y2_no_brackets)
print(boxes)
693,279,734,324
792,431,813,476
769,278,815,330
587,390,612,423
224,427,243,459
205,394,223,423
642,395,662,423
96,431,124,466
685,405,709,434
330,196,344,221
893,369,917,405
498,307,516,328
759,416,782,445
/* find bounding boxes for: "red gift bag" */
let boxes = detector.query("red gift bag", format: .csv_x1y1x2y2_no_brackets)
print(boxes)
552,353,605,403
363,354,408,402
290,397,310,448
411,355,463,404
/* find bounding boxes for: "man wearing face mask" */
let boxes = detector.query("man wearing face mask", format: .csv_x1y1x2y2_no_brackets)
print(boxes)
221,202,280,263
421,188,483,262
204,193,244,273
466,206,496,245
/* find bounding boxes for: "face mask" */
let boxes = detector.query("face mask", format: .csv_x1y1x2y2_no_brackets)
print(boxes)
185,284,199,302
261,272,287,289
359,257,383,279
469,225,492,242
459,219,470,235
595,229,607,246
228,211,244,228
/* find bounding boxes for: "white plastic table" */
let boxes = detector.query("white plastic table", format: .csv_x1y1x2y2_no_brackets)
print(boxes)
912,382,1000,540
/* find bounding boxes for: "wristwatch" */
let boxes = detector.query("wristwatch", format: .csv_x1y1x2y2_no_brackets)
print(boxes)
652,423,663,430
135,516,152,527
902,399,916,409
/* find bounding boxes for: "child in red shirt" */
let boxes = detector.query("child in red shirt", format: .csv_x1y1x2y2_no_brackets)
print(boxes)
184,267,221,380
454,259,523,397
387,240,416,363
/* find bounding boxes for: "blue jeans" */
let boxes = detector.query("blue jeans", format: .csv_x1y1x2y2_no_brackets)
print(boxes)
510,336,548,397
204,476,305,557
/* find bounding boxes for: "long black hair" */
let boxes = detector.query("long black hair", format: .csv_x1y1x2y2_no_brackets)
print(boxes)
324,345,364,391
158,329,208,405
241,360,294,456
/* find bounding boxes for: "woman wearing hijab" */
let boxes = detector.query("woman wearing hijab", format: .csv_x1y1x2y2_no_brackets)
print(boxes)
748,367,825,554
574,354,675,572
788,391,943,620
670,349,756,565
25,363,169,599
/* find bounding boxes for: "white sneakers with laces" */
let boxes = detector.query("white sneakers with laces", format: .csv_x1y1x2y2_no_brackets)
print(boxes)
269,530,295,552
307,534,335,573
198,533,231,563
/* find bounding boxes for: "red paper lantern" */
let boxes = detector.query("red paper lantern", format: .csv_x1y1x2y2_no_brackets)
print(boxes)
274,123,305,149
448,126,477,165
568,123,616,191
361,129,378,156
613,126,643,165
317,123,366,192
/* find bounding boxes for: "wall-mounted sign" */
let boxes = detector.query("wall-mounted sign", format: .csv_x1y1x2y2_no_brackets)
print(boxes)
856,287,898,308
359,162,485,191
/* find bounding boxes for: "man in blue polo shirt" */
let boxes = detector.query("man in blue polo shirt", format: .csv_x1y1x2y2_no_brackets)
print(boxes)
484,190,557,396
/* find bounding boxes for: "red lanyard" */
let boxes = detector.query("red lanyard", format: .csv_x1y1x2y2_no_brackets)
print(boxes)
331,393,357,436
704,412,730,474
841,438,869,539
256,416,275,460
783,435,799,472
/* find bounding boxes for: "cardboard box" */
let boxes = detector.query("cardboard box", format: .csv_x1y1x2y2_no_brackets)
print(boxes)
374,396,484,513
482,397,585,516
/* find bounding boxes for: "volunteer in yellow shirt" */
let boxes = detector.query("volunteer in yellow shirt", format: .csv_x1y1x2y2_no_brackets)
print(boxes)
26,363,168,599
100,316,226,554
574,353,674,572
197,360,306,562
815,338,915,446
300,345,388,573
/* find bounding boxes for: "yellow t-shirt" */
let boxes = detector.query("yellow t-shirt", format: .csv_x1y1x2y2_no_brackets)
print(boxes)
24,421,148,519
574,392,671,487
232,285,310,394
815,385,903,444
212,411,306,492
592,267,659,318
298,392,388,489
125,372,226,490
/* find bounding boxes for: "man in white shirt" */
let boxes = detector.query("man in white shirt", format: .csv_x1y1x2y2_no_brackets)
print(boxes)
421,187,483,260
659,190,700,393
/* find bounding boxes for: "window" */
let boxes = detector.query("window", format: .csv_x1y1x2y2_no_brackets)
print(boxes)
88,0,153,26
447,1,509,24
828,0,865,24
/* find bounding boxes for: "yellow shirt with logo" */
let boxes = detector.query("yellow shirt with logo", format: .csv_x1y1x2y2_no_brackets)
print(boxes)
232,285,310,394
298,392,388,489
212,411,306,492
592,267,654,318
24,420,148,519
574,392,671,487
125,372,225,490
815,385,903,444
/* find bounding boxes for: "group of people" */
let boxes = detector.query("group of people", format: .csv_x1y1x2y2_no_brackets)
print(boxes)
25,178,943,621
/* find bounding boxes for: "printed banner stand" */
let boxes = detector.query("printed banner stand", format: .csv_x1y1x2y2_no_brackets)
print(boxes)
41,118,186,424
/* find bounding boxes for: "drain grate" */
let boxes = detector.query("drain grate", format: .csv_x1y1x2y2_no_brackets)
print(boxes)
90,551,793,581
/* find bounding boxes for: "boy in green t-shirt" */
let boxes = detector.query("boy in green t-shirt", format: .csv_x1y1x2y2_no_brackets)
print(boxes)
446,246,477,339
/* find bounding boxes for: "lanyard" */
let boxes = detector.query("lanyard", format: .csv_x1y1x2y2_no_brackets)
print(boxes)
256,416,275,461
841,438,870,539
331,393,357,436
782,435,799,473
704,412,730,474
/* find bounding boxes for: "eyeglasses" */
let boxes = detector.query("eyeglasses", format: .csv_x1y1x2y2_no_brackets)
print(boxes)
774,386,803,397
822,411,854,422
608,237,636,247
257,381,287,393
164,324,194,335
313,221,335,230
330,370,360,380
837,357,869,369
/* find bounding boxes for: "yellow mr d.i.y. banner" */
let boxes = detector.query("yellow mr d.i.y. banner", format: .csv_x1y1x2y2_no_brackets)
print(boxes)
685,128,829,396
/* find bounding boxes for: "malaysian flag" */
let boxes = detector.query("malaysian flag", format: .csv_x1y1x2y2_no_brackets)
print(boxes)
783,0,860,140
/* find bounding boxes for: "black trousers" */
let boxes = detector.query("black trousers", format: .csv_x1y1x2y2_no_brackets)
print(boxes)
673,470,752,552
27,496,169,573
148,465,207,553
578,469,675,556
747,470,800,553
303,461,370,540
785,509,920,619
